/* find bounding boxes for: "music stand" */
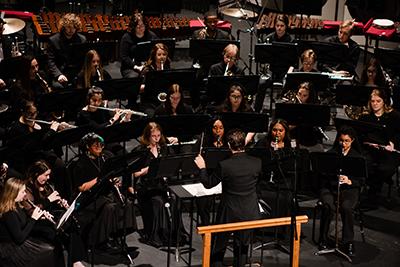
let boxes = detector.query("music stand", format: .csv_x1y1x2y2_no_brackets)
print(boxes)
201,147,232,170
154,114,212,137
95,77,143,101
334,118,390,146
311,152,367,262
206,75,260,105
275,103,331,126
143,69,197,102
374,47,400,73
335,84,377,107
254,42,299,80
298,40,347,68
218,112,268,133
148,153,198,267
67,41,117,65
134,38,176,63
189,39,240,66
284,72,330,93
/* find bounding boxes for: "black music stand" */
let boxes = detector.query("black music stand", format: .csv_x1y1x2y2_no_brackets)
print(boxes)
134,38,176,63
153,114,212,137
298,40,348,70
335,84,378,107
284,72,330,93
334,118,390,146
217,112,268,133
206,75,260,105
311,152,367,263
143,69,197,103
189,39,240,67
275,103,331,126
147,153,198,267
201,147,232,170
37,88,88,121
254,42,299,81
94,77,143,101
67,41,117,65
374,47,400,73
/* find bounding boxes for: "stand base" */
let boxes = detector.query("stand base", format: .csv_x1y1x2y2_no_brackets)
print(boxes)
160,246,195,263
315,247,352,263
253,240,290,254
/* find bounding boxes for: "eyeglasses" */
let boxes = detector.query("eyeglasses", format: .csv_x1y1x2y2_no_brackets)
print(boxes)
91,142,104,148
339,139,352,143
230,94,242,99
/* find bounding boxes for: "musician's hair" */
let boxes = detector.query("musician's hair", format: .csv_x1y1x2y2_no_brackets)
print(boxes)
79,132,104,152
58,13,82,32
0,178,25,216
267,119,291,147
145,43,171,68
203,10,219,21
222,84,252,112
300,49,317,64
339,19,355,35
129,11,148,33
164,83,185,114
81,50,103,89
140,122,166,146
366,88,393,114
86,86,104,104
26,160,50,183
19,99,36,116
275,14,289,29
227,129,245,151
333,125,362,153
222,44,239,58
360,57,386,87
297,82,316,104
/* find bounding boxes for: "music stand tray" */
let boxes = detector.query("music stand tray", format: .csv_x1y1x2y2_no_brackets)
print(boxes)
134,38,176,63
254,42,299,67
298,40,347,66
154,114,212,137
218,112,268,133
95,77,142,101
284,72,330,92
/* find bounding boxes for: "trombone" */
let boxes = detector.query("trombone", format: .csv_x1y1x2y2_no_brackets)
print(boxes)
89,105,148,117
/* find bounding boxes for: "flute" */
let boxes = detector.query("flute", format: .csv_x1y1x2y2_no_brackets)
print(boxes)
167,139,198,146
89,105,148,117
363,142,400,154
26,118,77,129
26,199,57,225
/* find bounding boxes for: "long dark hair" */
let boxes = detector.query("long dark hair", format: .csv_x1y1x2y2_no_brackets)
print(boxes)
360,57,385,86
266,119,291,147
164,84,185,114
222,84,252,112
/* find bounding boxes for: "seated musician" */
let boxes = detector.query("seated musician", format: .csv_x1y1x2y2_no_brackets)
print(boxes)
254,119,293,218
288,49,318,73
76,49,112,89
133,122,188,248
22,160,85,267
358,88,400,205
323,19,360,76
208,44,244,77
258,14,293,43
76,86,130,129
120,10,157,78
6,100,70,197
0,178,59,267
139,43,171,114
359,57,386,87
192,11,232,40
72,133,136,251
318,126,364,257
47,13,87,89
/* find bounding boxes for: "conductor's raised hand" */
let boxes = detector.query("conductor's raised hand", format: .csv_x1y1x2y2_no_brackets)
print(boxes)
194,154,206,169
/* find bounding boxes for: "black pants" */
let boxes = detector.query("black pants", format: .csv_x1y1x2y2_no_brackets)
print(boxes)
319,187,358,244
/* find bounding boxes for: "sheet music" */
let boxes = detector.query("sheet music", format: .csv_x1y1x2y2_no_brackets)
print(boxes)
56,192,81,229
182,182,222,197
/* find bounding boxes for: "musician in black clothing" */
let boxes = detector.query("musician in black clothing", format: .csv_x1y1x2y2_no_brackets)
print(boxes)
154,83,193,116
0,178,59,267
323,19,360,76
318,126,364,257
47,13,87,89
76,49,112,89
120,11,157,78
192,11,232,41
195,129,262,267
72,133,136,250
258,14,293,43
358,88,400,203
133,122,187,247
208,44,244,77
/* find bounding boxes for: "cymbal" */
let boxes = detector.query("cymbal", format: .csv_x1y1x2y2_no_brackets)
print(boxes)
221,8,258,19
3,18,26,35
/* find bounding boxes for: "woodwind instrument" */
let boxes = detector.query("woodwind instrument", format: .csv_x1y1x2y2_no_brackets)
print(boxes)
363,142,400,154
25,199,57,225
36,72,52,93
89,105,148,117
25,118,77,129
96,66,103,81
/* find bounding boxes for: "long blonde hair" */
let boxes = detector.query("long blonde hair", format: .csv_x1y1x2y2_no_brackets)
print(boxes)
0,178,25,216
82,50,104,89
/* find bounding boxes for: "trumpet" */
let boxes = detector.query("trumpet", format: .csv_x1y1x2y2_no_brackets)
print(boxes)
26,199,57,225
89,105,148,117
157,92,167,102
11,37,22,57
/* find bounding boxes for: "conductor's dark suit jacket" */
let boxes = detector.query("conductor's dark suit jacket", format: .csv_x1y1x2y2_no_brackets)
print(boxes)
199,152,262,224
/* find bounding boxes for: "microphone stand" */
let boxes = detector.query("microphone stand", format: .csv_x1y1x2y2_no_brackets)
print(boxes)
315,146,352,262
289,140,299,266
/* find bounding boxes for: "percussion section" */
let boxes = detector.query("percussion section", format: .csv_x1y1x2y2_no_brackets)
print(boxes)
32,12,193,41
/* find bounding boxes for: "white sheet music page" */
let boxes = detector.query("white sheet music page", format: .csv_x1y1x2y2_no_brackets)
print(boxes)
182,182,222,197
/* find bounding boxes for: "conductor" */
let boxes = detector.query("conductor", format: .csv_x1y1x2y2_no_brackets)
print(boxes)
194,129,262,267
